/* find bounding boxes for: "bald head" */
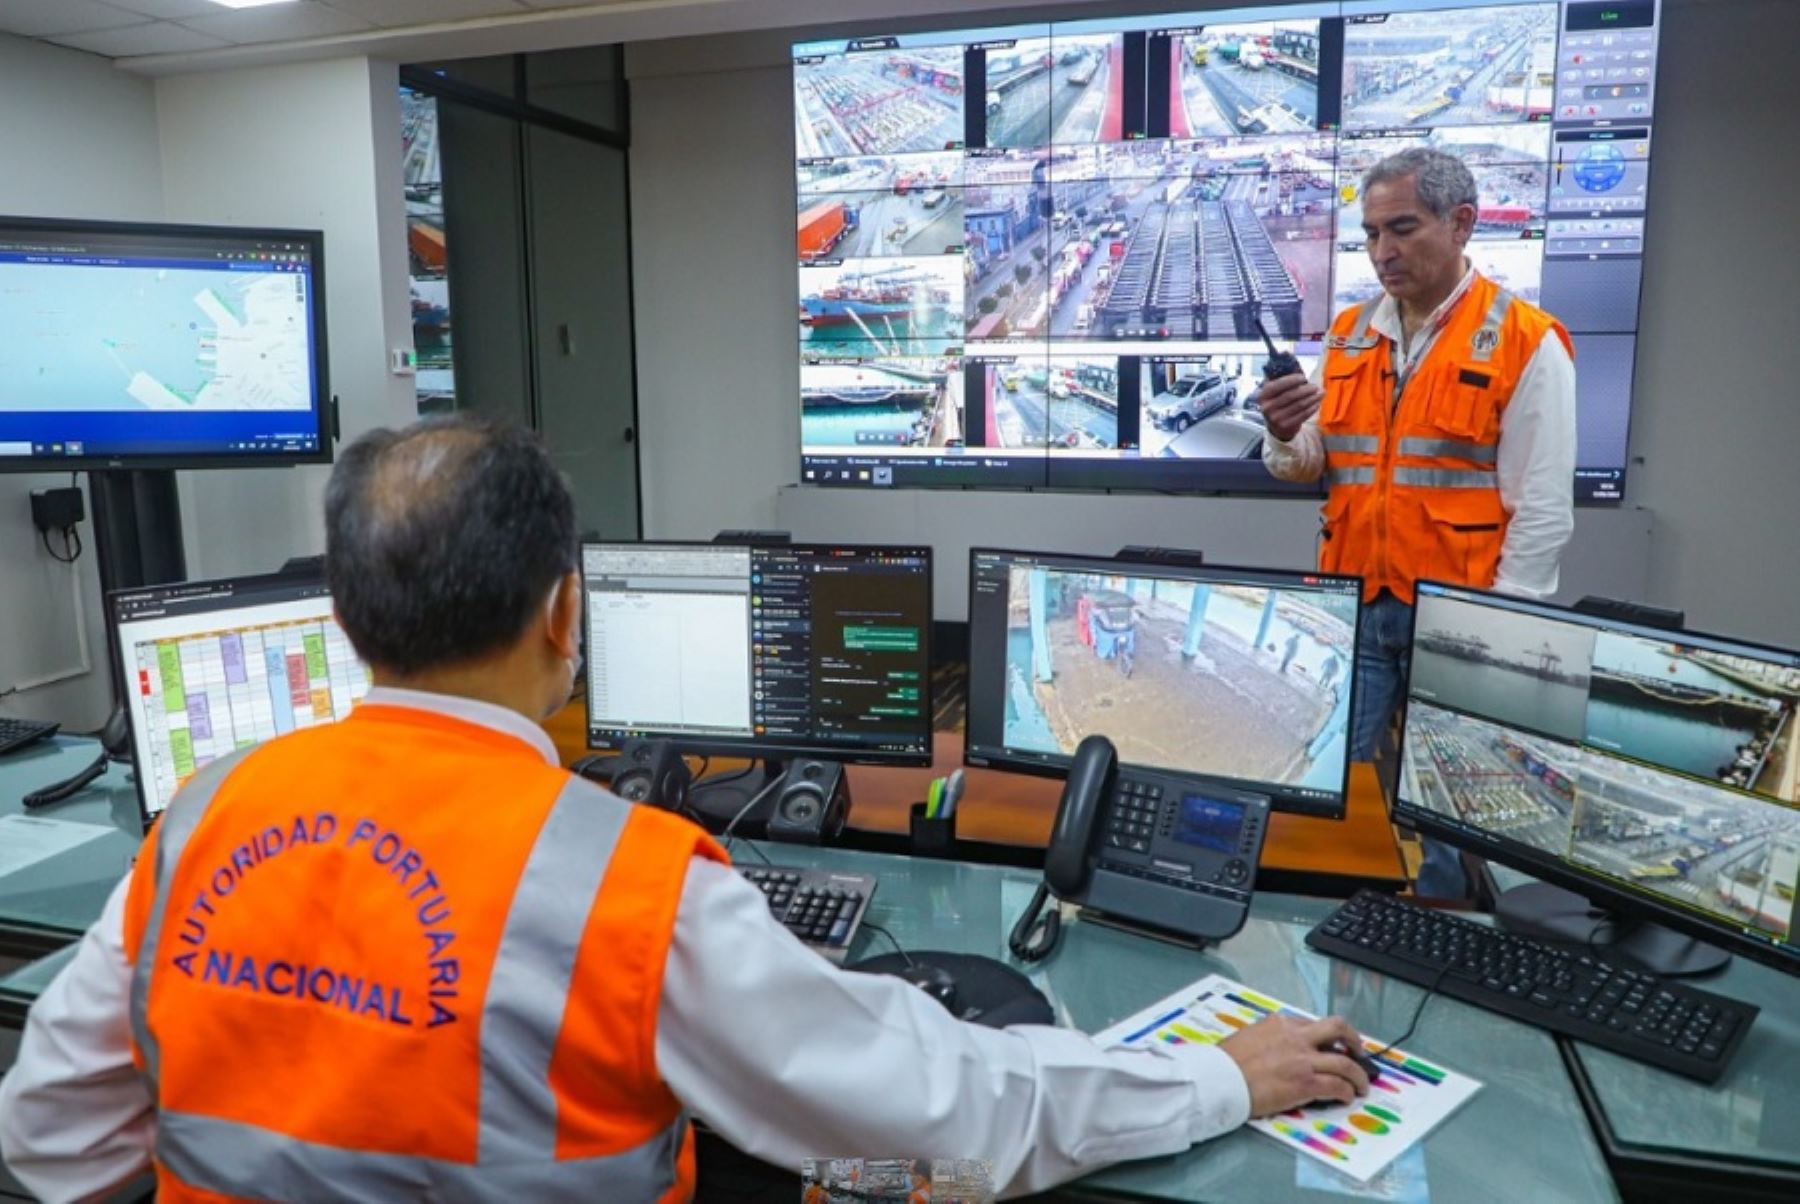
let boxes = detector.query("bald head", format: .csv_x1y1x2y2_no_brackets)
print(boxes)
325,416,577,676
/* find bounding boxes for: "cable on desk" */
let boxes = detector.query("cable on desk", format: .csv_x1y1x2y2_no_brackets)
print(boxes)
1366,959,1453,1062
860,921,914,968
720,769,789,866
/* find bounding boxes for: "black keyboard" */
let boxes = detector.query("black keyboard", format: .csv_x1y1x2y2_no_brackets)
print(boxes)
0,717,59,757
740,865,876,965
1306,891,1759,1084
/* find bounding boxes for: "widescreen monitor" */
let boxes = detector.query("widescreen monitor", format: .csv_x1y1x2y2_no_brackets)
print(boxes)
965,548,1361,817
110,573,369,827
1396,581,1800,975
582,542,934,766
792,0,1662,501
0,215,330,471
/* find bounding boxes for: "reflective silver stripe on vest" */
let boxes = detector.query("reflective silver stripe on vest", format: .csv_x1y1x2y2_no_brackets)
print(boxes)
1326,466,1376,486
478,776,628,1165
1467,288,1515,363
1397,437,1499,465
157,1108,685,1201
1392,466,1499,490
1322,435,1380,456
143,768,683,1196
129,747,258,1094
1330,303,1381,353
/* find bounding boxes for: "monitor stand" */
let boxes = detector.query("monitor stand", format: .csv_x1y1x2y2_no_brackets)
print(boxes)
1496,881,1730,978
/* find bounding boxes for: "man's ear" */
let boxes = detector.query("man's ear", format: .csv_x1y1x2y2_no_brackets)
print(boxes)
1452,201,1477,246
546,570,582,661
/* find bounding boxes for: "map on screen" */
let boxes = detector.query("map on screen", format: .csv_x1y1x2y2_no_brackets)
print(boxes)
0,263,312,413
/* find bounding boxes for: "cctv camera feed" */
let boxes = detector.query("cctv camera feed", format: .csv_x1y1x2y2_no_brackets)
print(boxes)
800,353,965,457
1139,344,1320,461
974,555,1358,805
1400,584,1800,954
797,154,967,261
795,3,1663,498
1167,21,1323,136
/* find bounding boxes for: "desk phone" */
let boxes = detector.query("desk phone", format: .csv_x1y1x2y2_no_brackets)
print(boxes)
1012,734,1271,959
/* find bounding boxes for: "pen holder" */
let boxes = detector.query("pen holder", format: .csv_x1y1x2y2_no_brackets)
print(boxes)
910,801,955,856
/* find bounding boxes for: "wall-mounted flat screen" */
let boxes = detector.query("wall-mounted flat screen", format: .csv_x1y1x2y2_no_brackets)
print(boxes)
794,1,1661,502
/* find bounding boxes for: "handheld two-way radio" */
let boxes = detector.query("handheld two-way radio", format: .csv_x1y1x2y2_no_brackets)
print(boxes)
1253,315,1302,383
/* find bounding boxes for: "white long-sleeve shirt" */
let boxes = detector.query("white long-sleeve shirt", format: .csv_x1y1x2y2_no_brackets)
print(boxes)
1264,266,1577,600
0,690,1249,1201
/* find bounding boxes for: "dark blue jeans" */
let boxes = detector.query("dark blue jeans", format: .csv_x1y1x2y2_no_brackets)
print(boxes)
1352,592,1469,899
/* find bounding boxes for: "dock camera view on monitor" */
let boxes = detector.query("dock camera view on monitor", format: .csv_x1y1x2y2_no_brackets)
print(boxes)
1398,583,1800,967
966,549,1362,816
582,543,933,765
794,1,1663,500
0,216,329,471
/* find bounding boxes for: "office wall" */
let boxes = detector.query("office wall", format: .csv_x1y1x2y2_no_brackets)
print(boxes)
1619,0,1800,645
0,36,164,728
628,0,1800,640
156,58,418,582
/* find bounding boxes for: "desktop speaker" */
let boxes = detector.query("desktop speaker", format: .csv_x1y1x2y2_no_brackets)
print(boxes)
610,739,692,813
767,759,850,845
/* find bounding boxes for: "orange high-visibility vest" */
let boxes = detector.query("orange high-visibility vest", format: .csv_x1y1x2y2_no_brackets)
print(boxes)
121,703,726,1201
1315,273,1572,604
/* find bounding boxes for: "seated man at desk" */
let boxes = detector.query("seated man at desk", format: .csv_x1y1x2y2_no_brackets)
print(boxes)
0,416,1369,1200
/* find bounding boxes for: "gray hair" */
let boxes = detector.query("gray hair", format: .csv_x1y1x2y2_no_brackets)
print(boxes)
1362,148,1477,219
325,415,578,675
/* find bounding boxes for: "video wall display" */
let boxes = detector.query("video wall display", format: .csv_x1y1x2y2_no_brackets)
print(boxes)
1400,587,1800,953
794,1,1662,500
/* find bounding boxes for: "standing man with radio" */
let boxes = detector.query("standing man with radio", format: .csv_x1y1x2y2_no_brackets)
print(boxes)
1260,148,1577,899
2,416,1375,1201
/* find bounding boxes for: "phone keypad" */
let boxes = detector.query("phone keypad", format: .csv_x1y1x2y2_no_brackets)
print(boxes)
1105,779,1164,855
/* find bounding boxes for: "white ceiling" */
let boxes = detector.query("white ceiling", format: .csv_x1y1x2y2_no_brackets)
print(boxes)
0,0,617,58
0,0,1136,74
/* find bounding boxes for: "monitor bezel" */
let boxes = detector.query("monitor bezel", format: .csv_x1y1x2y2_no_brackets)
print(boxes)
1396,579,1800,979
962,545,1362,819
107,567,338,832
0,213,332,473
581,539,936,767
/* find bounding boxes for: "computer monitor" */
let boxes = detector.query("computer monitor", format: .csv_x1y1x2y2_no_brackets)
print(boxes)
0,215,329,471
110,572,369,827
582,542,934,766
1397,581,1800,977
965,548,1362,818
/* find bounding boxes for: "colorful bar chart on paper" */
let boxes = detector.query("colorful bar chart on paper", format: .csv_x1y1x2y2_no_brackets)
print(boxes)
1094,974,1482,1183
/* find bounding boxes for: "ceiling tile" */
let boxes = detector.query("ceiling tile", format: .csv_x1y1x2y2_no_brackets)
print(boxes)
179,1,375,42
103,0,222,20
323,0,526,28
0,0,147,38
50,21,234,56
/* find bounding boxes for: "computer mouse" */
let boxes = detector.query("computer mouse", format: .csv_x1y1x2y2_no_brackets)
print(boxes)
893,963,959,1013
1306,1043,1381,1108
1336,1040,1381,1080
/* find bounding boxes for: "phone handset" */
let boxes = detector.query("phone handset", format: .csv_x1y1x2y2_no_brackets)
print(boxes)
1010,734,1118,962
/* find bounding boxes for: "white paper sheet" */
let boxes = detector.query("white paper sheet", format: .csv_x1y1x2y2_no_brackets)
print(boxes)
0,813,113,878
1095,974,1481,1183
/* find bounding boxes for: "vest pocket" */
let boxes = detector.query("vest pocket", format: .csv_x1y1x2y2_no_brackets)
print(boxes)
1319,355,1368,425
1418,491,1506,585
1419,360,1508,442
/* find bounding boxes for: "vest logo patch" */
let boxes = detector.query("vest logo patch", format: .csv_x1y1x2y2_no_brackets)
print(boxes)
165,812,462,1030
1471,327,1500,354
